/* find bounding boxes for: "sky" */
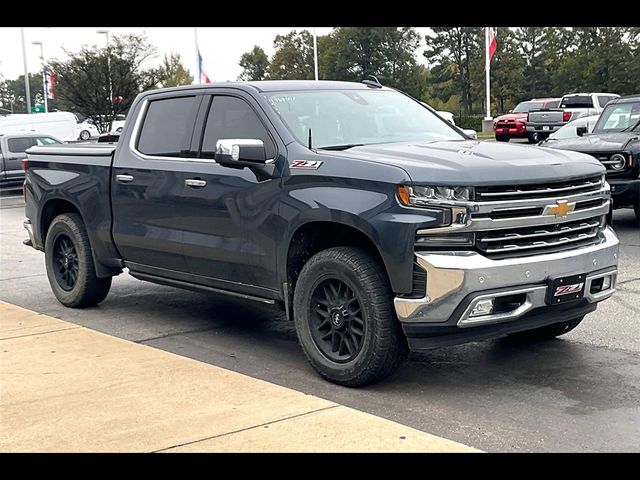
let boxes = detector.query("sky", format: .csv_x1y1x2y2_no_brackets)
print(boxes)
0,27,433,83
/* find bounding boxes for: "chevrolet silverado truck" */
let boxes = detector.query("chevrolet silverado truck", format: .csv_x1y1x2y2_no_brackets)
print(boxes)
544,95,640,225
23,81,619,386
528,93,620,143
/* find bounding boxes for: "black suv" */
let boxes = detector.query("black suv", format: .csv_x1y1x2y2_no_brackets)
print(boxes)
544,94,640,225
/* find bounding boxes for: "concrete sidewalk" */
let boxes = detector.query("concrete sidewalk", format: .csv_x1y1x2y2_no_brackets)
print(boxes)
0,301,479,452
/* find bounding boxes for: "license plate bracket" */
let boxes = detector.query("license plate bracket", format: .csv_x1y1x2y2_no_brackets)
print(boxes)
546,273,586,305
542,125,550,131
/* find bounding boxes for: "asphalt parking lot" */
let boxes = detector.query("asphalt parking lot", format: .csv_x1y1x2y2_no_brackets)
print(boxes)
1,183,638,452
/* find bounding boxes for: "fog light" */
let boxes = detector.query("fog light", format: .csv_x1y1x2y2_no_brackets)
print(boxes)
470,299,494,317
602,275,612,291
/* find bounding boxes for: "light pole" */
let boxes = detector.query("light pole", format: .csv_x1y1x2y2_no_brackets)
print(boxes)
97,29,113,129
20,28,31,114
31,41,48,113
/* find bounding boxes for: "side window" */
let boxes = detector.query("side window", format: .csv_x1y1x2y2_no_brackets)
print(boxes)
201,96,276,159
598,96,614,108
7,137,35,154
546,101,559,109
136,96,199,157
36,137,60,145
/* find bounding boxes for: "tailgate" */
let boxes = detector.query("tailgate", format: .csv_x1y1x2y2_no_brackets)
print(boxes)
528,110,565,124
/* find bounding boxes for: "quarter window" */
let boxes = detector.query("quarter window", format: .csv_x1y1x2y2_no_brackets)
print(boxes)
201,96,276,159
7,137,33,153
137,96,199,157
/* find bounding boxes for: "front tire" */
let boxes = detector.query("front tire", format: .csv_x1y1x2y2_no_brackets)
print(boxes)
79,130,91,141
293,247,407,387
44,213,112,308
508,316,584,342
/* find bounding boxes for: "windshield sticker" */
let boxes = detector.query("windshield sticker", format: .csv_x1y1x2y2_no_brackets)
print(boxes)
291,160,323,169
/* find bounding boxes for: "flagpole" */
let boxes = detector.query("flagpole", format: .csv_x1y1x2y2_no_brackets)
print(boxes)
195,27,201,85
485,27,491,120
313,28,319,81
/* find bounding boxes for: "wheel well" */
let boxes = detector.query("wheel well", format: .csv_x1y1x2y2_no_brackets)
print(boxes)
41,199,80,242
287,222,386,288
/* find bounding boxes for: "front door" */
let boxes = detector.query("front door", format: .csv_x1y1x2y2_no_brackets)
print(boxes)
180,93,283,293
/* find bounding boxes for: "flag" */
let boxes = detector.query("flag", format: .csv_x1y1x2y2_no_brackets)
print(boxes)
45,67,55,100
197,46,211,84
487,27,497,60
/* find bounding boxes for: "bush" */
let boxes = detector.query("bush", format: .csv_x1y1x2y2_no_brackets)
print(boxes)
456,115,483,131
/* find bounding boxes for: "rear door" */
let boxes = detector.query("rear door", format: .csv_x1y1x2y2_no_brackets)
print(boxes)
111,93,203,275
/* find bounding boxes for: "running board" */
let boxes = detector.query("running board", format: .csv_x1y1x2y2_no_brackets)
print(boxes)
129,271,276,305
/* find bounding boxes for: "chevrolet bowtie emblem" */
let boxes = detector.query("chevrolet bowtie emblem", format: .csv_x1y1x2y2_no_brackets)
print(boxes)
546,200,576,218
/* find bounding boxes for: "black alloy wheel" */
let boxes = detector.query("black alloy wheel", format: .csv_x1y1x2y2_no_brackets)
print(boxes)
53,234,79,291
310,278,365,363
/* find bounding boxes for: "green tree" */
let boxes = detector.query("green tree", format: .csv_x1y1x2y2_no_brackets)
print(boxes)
515,27,553,99
268,30,315,80
50,33,158,132
238,46,269,81
487,27,526,113
424,27,481,114
0,73,58,114
156,53,193,88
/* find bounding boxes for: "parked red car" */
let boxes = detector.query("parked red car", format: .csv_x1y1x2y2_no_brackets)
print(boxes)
494,98,561,143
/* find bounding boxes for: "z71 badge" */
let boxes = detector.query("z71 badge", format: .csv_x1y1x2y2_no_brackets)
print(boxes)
291,160,323,169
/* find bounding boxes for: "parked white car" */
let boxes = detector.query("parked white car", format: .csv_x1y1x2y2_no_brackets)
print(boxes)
75,120,100,141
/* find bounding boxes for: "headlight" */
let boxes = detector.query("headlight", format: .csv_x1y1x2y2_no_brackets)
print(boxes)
397,185,473,207
608,153,626,171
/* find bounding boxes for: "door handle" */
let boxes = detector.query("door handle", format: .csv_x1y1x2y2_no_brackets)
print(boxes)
116,174,134,183
185,178,207,188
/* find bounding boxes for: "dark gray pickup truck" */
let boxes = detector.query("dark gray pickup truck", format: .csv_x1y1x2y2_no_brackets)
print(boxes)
23,80,619,386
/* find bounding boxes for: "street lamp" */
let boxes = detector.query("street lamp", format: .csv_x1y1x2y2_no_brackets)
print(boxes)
96,29,113,106
31,40,48,113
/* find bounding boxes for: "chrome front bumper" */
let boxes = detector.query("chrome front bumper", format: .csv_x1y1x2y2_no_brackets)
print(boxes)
394,226,619,327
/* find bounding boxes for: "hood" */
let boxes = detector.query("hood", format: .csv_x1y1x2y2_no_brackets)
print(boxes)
495,113,527,122
544,132,639,153
330,140,604,185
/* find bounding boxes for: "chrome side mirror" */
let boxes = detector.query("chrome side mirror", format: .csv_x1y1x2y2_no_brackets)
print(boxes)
215,139,266,167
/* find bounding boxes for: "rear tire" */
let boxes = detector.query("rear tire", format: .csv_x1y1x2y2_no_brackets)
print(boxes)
44,213,112,308
495,135,509,142
507,316,584,342
293,247,407,387
527,132,538,143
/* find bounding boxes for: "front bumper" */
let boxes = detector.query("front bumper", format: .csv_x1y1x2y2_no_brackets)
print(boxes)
609,178,640,208
394,227,619,342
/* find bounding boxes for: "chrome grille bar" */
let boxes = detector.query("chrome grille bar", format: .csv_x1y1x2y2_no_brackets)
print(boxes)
476,179,602,199
479,220,600,243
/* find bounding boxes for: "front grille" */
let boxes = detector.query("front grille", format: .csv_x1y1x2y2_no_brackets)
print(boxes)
476,216,605,259
475,175,602,202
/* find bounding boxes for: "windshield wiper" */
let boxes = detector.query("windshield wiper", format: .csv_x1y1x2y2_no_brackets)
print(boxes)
621,118,640,132
318,144,365,151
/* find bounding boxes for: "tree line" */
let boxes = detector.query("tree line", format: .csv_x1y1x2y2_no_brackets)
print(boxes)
239,27,640,114
0,34,193,132
2,28,639,128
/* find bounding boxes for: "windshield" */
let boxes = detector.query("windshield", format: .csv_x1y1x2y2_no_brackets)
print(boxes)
512,101,543,113
593,101,640,133
549,116,599,140
264,89,465,149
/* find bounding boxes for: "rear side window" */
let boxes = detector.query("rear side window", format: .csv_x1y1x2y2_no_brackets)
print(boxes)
201,96,276,159
136,96,199,157
7,137,34,153
546,101,559,109
598,96,616,108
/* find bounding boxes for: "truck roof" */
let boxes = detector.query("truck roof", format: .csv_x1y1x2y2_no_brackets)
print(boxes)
142,80,393,96
609,94,640,104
